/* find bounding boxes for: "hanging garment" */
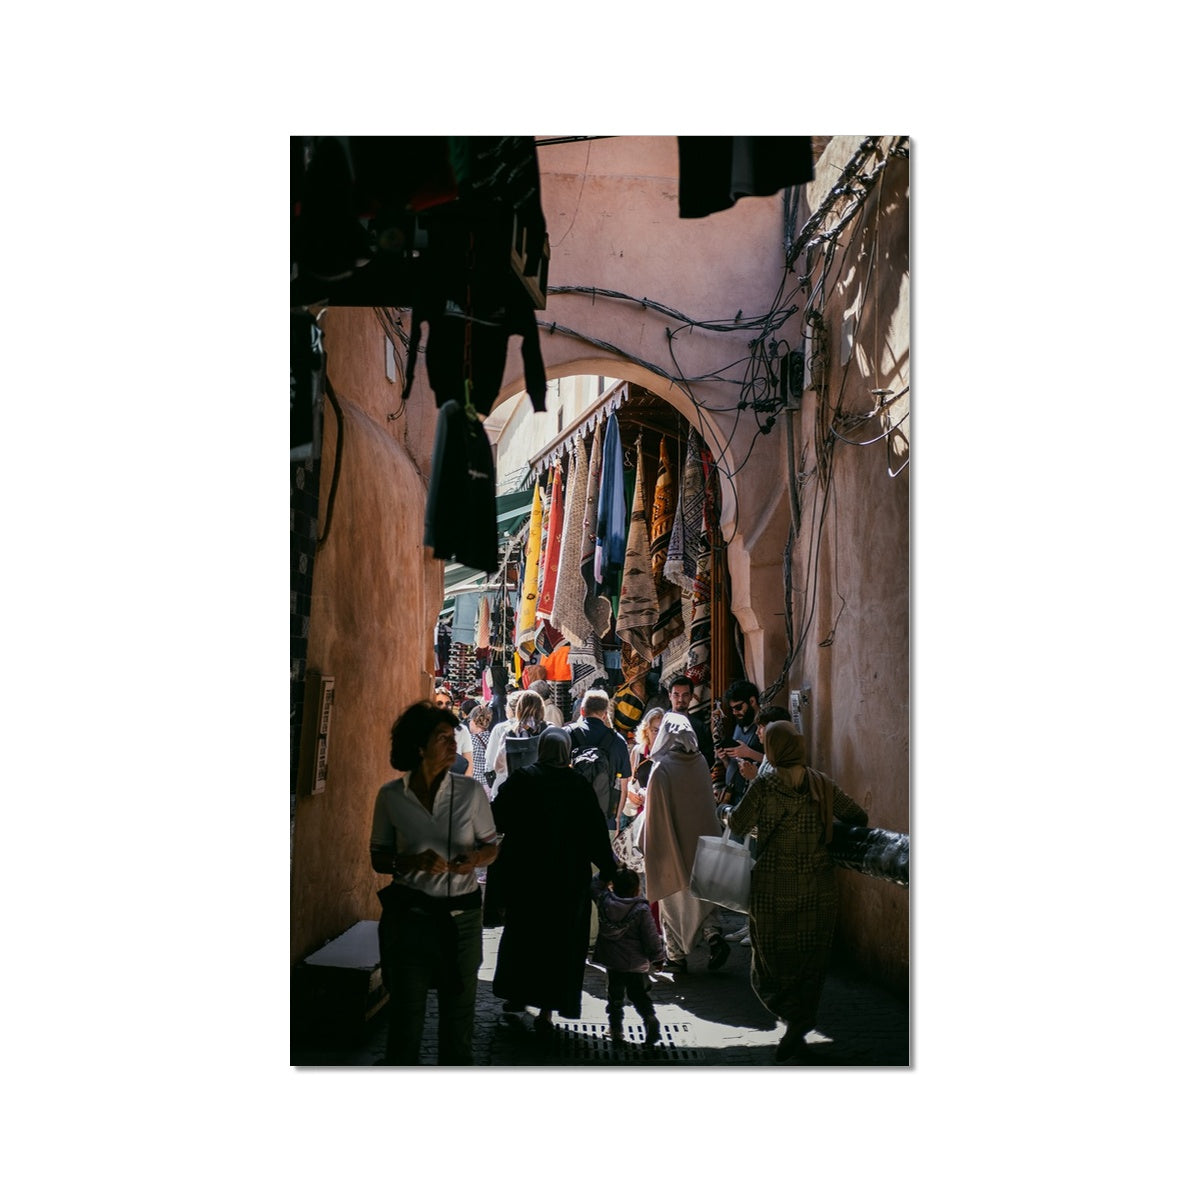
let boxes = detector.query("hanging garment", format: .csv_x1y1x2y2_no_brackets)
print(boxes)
568,632,605,701
451,593,480,647
594,412,627,598
615,437,657,665
550,442,591,649
436,620,452,678
476,596,491,651
515,484,544,658
685,443,719,693
676,136,814,220
649,437,685,657
665,428,707,595
541,639,573,682
535,465,564,622
424,399,498,573
578,429,612,638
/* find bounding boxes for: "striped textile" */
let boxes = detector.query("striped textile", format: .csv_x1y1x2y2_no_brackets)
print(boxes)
685,441,719,699
578,428,612,637
665,428,707,595
535,465,564,621
549,442,590,649
515,481,544,657
568,631,605,700
649,436,685,657
614,436,657,665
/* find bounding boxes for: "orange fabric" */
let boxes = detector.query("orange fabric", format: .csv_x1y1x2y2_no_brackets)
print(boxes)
542,642,573,682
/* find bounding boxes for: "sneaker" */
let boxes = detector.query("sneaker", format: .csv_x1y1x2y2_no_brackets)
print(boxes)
740,935,751,946
644,1017,661,1046
707,934,731,971
724,925,750,941
660,958,689,974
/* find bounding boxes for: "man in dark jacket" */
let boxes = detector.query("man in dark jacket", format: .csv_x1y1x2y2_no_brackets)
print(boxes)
566,688,632,820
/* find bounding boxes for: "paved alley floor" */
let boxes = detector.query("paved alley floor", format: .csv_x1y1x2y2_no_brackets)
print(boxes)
293,917,909,1069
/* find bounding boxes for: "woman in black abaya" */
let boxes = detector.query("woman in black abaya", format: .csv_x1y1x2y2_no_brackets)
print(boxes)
490,726,617,1032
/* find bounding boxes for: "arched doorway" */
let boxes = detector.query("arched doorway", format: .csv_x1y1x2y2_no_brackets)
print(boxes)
435,373,742,749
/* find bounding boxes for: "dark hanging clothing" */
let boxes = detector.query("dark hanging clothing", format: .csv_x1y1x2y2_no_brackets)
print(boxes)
490,763,617,1018
677,137,815,219
423,398,498,573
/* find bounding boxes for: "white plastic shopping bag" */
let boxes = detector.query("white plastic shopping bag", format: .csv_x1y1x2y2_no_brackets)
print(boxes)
689,826,752,913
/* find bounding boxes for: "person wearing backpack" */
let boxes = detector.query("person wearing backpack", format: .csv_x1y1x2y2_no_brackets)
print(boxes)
565,689,632,826
503,690,548,776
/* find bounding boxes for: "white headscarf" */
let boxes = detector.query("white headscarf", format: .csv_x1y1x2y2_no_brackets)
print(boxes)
649,711,698,760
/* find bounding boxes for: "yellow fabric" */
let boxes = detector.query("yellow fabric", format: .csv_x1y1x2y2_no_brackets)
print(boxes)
516,483,544,657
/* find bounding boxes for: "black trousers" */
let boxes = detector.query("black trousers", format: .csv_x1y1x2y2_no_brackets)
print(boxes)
605,970,655,1024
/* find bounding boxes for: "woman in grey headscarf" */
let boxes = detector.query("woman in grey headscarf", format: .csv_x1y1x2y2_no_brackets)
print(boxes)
490,726,618,1033
637,711,729,973
730,721,868,1062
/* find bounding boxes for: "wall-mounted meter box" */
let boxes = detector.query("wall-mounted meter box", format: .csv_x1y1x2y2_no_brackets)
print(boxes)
297,671,335,797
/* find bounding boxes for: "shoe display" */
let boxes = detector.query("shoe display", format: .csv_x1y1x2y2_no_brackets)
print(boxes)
707,934,731,971
724,925,750,941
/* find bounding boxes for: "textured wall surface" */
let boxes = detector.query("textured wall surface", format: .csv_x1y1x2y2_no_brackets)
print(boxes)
290,308,442,965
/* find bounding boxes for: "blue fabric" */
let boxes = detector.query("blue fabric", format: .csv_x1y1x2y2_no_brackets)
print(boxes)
595,412,627,597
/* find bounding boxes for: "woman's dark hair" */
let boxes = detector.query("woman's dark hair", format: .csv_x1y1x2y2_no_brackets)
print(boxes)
755,705,791,727
390,700,459,771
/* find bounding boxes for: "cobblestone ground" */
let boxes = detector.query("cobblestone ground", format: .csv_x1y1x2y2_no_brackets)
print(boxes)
294,913,909,1069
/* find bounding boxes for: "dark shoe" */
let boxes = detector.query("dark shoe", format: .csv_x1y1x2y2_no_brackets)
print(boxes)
660,958,688,974
644,1017,661,1046
707,934,731,971
774,1024,811,1063
609,1021,625,1043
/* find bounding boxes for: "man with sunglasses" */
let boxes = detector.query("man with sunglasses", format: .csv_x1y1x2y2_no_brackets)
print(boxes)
717,680,764,808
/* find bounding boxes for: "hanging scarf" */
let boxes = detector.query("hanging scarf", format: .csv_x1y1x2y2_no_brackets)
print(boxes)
568,631,605,700
685,440,717,694
515,482,544,658
595,411,627,598
615,436,657,665
665,428,707,594
550,442,590,648
476,595,491,651
535,465,565,622
579,427,612,637
649,436,685,657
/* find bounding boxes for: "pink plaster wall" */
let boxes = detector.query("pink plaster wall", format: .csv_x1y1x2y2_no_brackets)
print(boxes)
290,308,443,965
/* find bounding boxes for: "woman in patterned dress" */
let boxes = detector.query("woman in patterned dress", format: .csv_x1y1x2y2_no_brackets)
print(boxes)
468,704,493,795
729,721,868,1063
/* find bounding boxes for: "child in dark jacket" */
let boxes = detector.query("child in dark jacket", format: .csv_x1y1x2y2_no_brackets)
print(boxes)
591,868,666,1045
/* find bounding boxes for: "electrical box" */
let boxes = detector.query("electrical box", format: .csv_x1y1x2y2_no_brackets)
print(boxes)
296,671,335,797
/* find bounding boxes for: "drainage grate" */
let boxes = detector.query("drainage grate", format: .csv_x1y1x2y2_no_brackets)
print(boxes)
548,1021,707,1064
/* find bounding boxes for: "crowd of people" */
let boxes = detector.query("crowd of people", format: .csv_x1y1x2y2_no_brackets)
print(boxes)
368,674,869,1065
